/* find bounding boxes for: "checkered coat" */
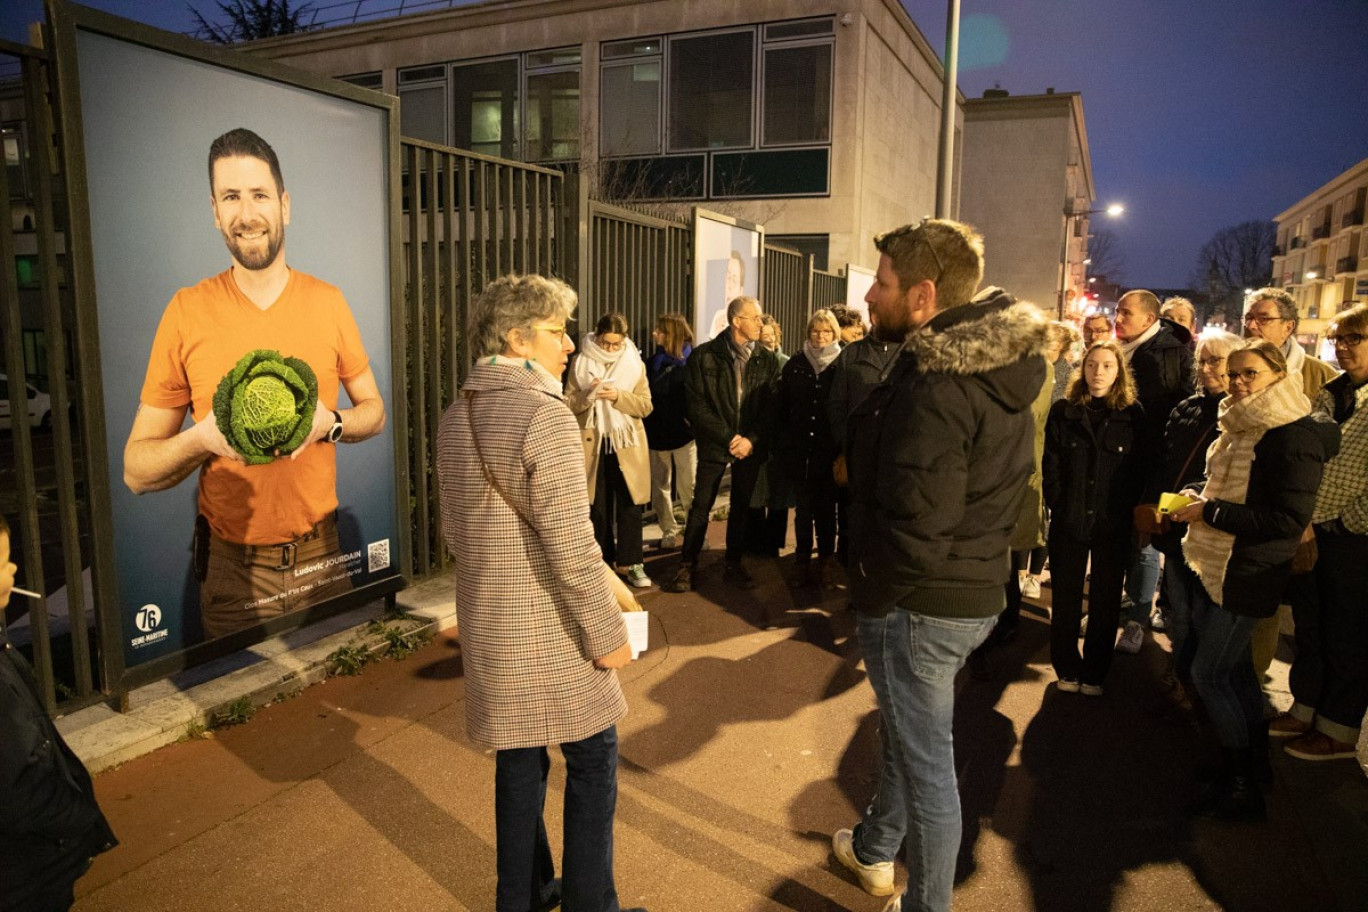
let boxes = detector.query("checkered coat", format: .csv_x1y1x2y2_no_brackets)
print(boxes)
436,360,628,749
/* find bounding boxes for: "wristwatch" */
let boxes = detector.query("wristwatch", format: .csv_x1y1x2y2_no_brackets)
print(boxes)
326,410,344,444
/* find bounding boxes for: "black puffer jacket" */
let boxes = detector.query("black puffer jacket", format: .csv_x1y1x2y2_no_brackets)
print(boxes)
774,351,837,483
1197,415,1339,618
683,332,781,463
825,337,904,451
1130,318,1194,440
847,288,1048,619
1147,390,1224,552
1,635,117,908
1042,399,1149,542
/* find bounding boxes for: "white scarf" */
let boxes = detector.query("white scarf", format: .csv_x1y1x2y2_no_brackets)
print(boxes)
1183,376,1310,604
803,339,842,374
573,333,645,453
1118,319,1161,360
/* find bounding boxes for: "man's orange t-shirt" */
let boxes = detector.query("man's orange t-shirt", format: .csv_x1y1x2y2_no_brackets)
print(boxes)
138,269,371,544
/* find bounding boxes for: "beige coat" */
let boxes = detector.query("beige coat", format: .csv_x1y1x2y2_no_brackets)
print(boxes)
435,360,628,750
565,367,654,505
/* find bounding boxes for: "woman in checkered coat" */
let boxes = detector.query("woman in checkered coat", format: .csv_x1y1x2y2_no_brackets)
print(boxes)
436,275,644,912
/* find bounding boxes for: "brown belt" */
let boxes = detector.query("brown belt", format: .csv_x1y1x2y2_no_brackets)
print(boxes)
207,514,337,571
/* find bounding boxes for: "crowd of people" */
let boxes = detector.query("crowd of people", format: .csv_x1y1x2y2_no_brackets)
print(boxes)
9,216,1362,912
425,238,1367,912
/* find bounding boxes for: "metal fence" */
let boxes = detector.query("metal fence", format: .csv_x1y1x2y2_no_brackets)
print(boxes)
1,38,100,714
400,139,566,574
580,199,691,347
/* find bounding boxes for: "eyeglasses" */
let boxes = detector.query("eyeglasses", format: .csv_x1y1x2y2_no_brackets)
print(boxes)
531,323,567,340
1198,356,1226,367
1327,332,1366,348
597,336,626,351
878,217,944,284
1226,368,1270,382
1243,313,1286,325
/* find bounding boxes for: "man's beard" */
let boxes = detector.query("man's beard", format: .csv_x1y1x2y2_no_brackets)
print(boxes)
223,221,284,271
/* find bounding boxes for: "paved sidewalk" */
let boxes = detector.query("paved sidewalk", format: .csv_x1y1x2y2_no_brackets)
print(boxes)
69,532,1368,912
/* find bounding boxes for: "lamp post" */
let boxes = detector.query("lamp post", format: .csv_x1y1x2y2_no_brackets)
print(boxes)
1058,203,1124,318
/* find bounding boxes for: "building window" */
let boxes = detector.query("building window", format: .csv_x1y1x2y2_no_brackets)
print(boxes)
768,234,829,271
4,127,25,199
397,52,580,162
597,18,833,201
667,31,754,152
339,71,383,90
601,61,661,156
762,42,831,145
399,83,448,145
452,58,519,159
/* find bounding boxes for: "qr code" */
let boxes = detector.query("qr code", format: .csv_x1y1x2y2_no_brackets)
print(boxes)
368,539,391,573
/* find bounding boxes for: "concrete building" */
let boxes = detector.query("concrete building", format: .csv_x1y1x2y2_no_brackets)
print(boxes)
958,88,1094,317
245,0,962,273
1271,156,1368,352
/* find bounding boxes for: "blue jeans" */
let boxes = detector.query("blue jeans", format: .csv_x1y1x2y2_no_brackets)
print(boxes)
1158,539,1198,677
1124,541,1161,625
853,609,996,912
495,726,620,912
1188,588,1262,750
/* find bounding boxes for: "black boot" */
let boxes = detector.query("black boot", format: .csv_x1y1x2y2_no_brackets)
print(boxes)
1248,719,1273,787
1192,748,1266,822
1187,748,1234,815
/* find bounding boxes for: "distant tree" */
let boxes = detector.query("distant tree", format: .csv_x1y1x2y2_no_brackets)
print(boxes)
1190,220,1276,315
191,0,314,44
1085,228,1125,284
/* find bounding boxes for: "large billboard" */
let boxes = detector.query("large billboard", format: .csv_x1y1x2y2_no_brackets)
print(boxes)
49,1,408,674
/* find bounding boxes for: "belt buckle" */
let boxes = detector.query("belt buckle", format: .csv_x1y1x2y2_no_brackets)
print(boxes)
275,542,297,571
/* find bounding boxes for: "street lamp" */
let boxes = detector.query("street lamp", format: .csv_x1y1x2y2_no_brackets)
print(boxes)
1059,203,1125,318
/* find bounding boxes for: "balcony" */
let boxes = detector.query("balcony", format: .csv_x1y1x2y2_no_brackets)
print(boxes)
1291,236,1306,249
1312,223,1331,240
1273,244,1286,257
1338,256,1360,273
1344,210,1364,229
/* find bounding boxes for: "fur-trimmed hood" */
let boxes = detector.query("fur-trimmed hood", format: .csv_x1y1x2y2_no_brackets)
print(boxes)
907,286,1050,412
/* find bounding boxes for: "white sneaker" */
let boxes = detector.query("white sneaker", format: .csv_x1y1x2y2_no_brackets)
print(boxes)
1080,682,1104,697
1116,621,1144,654
832,828,896,896
658,534,679,550
622,564,653,588
1021,576,1042,599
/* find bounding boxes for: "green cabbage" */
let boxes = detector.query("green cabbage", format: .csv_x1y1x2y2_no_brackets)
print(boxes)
212,350,319,464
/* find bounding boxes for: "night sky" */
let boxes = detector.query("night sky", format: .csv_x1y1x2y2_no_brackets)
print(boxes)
5,0,1368,288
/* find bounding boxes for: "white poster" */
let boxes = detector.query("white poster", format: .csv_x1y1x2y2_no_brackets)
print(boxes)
693,209,763,344
845,265,875,328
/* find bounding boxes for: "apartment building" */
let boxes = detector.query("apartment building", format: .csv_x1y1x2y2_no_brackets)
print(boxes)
959,88,1094,317
1271,156,1368,349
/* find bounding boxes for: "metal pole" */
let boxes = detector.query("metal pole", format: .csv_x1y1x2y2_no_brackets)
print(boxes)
935,0,961,218
1058,212,1072,319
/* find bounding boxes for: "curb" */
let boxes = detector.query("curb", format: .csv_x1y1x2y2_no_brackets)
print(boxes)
56,573,458,773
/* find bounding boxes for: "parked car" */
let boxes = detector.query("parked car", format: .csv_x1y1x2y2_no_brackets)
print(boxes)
0,373,53,430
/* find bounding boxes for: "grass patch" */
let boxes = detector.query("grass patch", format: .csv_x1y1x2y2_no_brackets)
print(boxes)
210,696,256,729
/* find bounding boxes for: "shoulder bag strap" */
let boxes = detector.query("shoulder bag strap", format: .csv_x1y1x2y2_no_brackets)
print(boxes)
1169,418,1219,490
463,390,533,529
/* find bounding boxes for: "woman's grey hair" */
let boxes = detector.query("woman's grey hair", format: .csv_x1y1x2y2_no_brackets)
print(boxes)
1194,329,1242,383
468,274,577,359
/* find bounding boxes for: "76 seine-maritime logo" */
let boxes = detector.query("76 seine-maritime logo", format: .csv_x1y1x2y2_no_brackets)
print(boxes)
131,604,170,648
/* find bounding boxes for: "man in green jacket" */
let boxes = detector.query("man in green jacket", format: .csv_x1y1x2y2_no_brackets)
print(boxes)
663,296,780,591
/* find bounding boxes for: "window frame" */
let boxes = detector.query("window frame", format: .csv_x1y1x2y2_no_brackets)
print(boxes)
664,26,758,154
